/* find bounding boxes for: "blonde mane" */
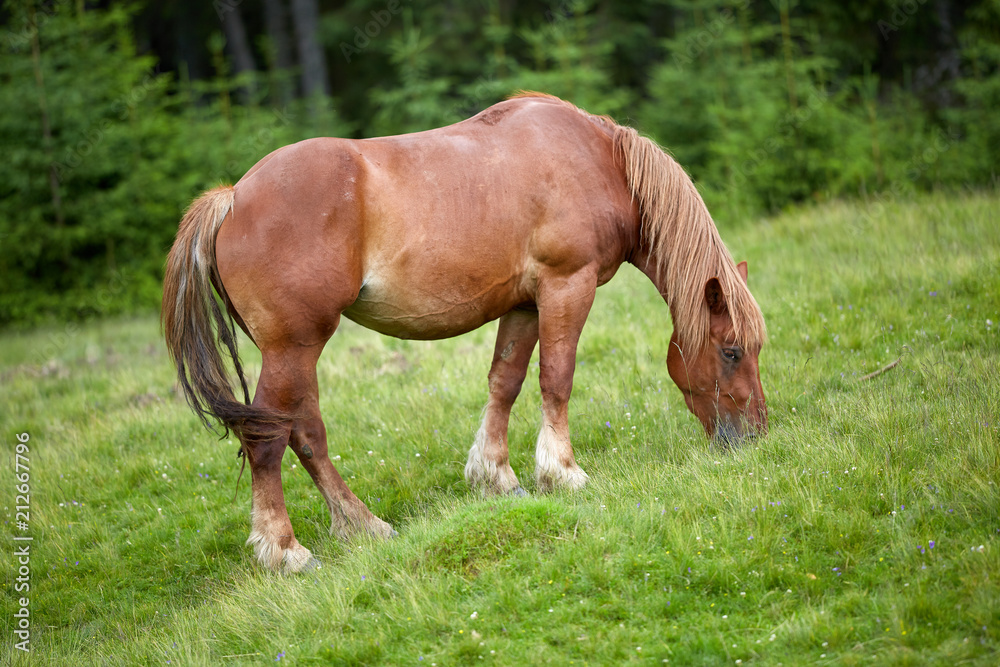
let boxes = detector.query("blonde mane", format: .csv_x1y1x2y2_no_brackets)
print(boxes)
613,125,766,351
509,92,766,351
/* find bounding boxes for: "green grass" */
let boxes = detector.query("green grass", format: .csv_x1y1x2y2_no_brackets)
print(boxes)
2,191,999,665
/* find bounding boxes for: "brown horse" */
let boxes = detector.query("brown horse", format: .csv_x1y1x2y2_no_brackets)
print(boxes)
162,93,767,573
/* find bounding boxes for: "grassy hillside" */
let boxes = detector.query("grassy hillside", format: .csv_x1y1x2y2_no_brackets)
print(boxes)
2,192,998,665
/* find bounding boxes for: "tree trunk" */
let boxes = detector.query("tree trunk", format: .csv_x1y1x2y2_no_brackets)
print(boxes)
28,4,65,233
289,0,329,98
262,0,295,104
219,1,258,102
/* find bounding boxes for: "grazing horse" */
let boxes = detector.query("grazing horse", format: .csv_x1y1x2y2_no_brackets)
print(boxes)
162,93,767,573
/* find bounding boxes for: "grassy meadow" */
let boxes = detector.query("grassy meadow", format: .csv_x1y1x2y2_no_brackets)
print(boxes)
2,192,999,665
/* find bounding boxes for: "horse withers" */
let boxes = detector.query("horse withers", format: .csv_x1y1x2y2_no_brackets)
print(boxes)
162,93,767,573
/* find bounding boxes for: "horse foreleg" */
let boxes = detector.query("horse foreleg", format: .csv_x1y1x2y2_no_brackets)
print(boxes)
288,400,395,542
465,309,539,495
534,274,596,492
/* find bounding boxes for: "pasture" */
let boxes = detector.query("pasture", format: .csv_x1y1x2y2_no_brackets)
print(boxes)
2,191,998,665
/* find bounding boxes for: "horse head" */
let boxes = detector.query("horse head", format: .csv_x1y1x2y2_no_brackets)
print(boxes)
666,261,768,443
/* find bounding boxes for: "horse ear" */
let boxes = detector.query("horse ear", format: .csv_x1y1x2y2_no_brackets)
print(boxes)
704,277,728,316
736,261,748,284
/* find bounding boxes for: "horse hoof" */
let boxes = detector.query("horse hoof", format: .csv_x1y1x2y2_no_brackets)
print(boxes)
391,529,399,538
280,545,319,574
509,486,528,498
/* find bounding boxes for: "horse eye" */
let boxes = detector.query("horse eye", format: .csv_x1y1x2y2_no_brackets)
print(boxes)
722,347,742,362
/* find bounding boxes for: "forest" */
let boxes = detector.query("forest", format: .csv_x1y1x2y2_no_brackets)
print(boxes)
1,0,998,325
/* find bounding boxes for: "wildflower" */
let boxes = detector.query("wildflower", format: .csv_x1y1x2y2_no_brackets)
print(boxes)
929,540,935,549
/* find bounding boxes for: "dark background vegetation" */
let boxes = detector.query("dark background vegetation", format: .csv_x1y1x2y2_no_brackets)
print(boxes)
1,0,997,326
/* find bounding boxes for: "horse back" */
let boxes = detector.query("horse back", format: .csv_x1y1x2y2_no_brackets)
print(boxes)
218,97,638,342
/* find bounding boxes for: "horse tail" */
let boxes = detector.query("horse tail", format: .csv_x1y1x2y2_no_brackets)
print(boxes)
161,185,287,439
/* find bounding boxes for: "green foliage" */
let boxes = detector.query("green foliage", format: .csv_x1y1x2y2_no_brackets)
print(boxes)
635,0,994,222
367,0,633,137
0,2,352,326
2,0,999,325
1,193,998,664
944,0,1000,186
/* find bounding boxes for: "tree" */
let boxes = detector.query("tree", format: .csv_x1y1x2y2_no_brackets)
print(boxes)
290,0,329,98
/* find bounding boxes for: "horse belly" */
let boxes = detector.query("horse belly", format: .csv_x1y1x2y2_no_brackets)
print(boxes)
342,268,523,340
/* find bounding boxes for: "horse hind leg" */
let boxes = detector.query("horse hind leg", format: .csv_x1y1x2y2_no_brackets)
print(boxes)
243,349,320,573
288,392,395,543
246,339,395,572
465,309,538,495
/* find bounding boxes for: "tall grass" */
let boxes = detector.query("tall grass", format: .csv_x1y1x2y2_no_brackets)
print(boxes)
2,192,998,665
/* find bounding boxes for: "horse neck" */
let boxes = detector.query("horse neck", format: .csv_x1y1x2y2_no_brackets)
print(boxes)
627,237,677,317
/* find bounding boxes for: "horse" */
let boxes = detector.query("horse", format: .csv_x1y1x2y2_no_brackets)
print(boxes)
162,93,767,573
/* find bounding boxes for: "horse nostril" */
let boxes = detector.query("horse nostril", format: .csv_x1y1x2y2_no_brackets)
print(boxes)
712,419,742,446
